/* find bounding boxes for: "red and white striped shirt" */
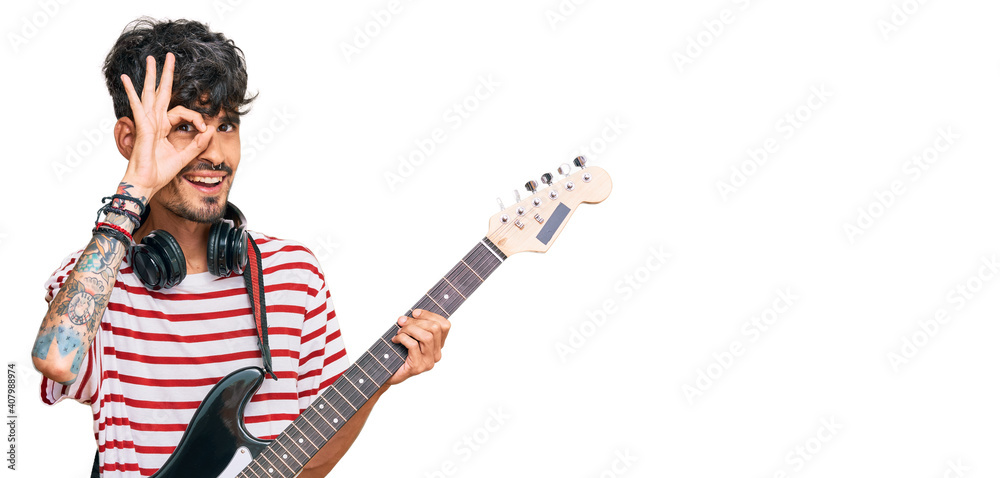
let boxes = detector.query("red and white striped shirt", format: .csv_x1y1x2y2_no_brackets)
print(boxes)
40,232,349,477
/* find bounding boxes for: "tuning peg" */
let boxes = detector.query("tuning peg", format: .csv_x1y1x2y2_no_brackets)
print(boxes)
525,180,538,193
573,156,588,169
513,189,521,203
540,173,553,185
558,163,572,176
496,197,505,211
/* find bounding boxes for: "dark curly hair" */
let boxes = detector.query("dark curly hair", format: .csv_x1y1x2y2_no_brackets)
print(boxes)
103,17,256,121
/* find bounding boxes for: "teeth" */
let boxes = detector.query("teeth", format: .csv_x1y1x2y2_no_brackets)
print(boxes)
189,176,222,184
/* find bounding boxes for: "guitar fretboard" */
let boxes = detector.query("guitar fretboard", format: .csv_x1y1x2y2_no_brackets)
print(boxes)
237,238,506,478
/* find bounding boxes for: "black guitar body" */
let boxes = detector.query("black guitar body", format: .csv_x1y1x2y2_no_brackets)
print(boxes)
150,367,270,478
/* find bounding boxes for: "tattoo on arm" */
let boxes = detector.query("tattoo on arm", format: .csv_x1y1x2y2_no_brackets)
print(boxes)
33,218,130,383
111,181,148,214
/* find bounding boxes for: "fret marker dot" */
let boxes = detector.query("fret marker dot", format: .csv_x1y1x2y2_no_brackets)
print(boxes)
319,404,324,409
359,379,365,384
384,354,389,359
283,454,288,459
299,438,303,443
334,418,339,423
444,294,450,300
269,468,274,473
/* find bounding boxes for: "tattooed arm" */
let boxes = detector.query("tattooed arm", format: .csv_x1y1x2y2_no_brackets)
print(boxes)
32,53,212,384
31,185,146,385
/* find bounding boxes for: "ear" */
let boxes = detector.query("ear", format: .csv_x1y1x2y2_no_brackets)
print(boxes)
114,117,136,160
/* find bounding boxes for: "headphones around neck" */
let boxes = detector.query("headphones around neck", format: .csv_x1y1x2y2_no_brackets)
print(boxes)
130,203,249,290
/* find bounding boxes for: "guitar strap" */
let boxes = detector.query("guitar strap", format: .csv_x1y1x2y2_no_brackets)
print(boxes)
242,234,277,381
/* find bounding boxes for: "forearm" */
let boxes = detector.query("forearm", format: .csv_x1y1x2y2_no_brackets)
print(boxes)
299,384,390,477
31,182,147,384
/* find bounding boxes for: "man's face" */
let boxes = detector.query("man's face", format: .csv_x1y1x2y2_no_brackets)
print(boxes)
154,110,241,223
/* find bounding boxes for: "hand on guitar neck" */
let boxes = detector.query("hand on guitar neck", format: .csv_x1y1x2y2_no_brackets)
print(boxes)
389,308,451,385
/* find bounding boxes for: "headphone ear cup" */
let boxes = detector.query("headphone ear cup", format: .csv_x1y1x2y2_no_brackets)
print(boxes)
229,223,248,275
132,230,186,290
207,219,230,277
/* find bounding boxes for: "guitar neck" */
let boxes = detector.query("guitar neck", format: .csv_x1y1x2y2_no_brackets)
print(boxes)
238,238,507,477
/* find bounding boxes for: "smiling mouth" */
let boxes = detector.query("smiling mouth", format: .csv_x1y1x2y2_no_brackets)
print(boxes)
184,174,226,192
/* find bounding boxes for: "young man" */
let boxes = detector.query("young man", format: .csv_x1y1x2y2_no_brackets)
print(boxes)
31,18,449,477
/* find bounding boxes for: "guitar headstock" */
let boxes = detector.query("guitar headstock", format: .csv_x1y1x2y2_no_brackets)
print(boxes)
487,159,612,257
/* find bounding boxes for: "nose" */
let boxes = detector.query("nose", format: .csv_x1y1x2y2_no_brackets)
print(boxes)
197,130,225,168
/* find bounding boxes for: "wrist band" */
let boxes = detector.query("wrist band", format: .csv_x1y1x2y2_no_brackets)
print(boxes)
101,204,142,229
95,222,134,244
102,194,146,216
93,225,131,247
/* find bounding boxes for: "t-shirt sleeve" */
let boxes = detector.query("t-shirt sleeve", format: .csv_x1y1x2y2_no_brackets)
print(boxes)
38,251,102,406
296,258,349,411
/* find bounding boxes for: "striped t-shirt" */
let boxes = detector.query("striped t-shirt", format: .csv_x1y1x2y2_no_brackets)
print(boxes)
40,232,350,477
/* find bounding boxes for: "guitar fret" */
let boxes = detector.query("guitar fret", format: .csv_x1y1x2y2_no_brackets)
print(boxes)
257,448,290,477
270,437,305,468
459,259,485,282
365,350,392,373
413,297,448,318
441,276,467,299
332,381,363,411
356,352,393,384
378,336,406,361
317,394,348,425
301,406,335,439
288,422,320,456
342,367,381,398
300,408,331,441
423,292,450,317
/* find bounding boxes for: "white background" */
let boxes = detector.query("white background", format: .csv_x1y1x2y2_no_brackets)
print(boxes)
2,1,1000,477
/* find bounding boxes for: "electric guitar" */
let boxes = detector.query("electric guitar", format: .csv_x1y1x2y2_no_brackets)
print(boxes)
149,160,612,477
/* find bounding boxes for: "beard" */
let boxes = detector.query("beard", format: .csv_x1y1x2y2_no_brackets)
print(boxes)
158,182,230,223
157,161,235,223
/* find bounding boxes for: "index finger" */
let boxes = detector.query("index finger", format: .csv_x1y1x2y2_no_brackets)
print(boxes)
120,74,144,122
155,52,176,112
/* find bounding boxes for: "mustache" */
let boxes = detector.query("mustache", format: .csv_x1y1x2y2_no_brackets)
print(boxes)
179,163,233,175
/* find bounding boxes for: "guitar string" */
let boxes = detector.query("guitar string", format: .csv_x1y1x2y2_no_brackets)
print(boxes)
243,187,579,475
243,241,507,476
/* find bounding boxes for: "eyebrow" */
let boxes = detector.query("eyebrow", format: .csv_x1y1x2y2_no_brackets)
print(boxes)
221,112,241,125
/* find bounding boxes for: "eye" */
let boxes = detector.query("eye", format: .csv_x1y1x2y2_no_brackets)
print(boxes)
175,123,195,133
219,123,237,133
